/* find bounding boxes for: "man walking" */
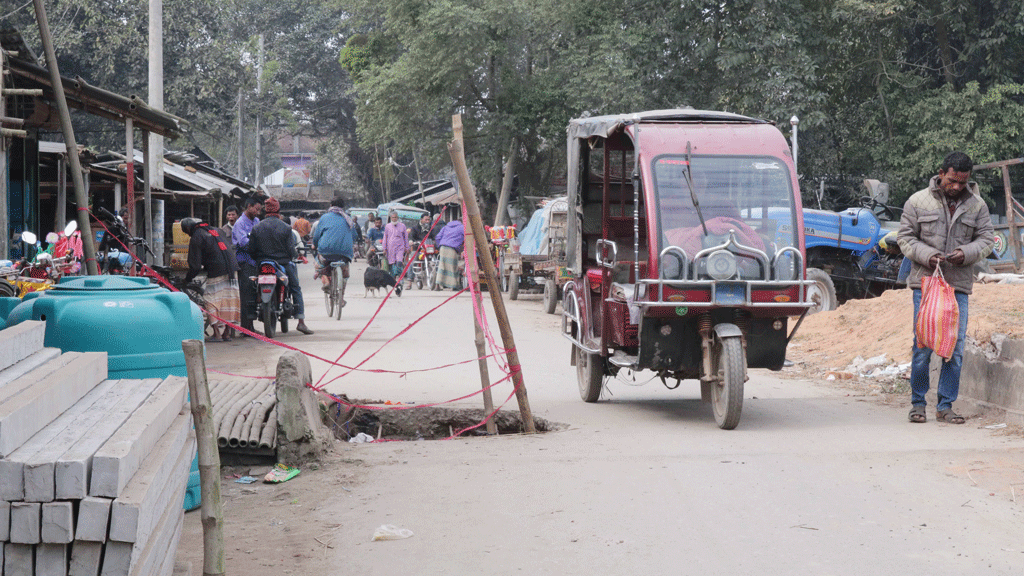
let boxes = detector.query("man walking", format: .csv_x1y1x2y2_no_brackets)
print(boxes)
896,151,994,425
248,197,313,335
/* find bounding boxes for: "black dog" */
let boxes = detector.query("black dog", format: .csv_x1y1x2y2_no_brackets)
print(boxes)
364,267,404,298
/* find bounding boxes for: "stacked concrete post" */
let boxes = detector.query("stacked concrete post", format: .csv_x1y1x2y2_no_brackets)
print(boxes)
0,321,194,576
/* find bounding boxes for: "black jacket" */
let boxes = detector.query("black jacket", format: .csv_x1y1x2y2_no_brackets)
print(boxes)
186,224,238,282
248,216,297,265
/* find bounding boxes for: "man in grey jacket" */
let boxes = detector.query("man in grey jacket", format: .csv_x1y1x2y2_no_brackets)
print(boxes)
897,151,995,425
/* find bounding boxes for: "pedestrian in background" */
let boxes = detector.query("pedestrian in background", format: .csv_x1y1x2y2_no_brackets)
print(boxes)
220,204,239,338
181,217,239,342
248,197,314,335
232,196,262,334
435,218,465,290
897,151,994,425
382,209,409,278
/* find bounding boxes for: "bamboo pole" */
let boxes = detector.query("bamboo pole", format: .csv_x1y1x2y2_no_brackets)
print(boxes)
32,0,100,275
465,225,497,434
448,114,535,433
1001,165,1021,270
182,340,226,576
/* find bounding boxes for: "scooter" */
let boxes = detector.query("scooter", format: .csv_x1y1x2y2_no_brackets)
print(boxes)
254,260,295,339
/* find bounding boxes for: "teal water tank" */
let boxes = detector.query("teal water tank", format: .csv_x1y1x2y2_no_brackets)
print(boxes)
4,276,203,378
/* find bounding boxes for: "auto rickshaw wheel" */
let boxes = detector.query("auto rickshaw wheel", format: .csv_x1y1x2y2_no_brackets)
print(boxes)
543,279,557,314
509,273,519,300
576,345,604,402
711,335,745,430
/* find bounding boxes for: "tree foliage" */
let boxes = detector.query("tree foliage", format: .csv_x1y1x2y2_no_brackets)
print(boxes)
5,0,1024,206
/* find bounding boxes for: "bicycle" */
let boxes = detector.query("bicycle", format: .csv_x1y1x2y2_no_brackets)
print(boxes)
324,260,349,320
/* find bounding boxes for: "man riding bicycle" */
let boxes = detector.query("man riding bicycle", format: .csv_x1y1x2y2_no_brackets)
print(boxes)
313,196,356,302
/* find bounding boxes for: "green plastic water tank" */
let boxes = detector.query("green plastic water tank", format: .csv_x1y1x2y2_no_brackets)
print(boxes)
4,276,203,378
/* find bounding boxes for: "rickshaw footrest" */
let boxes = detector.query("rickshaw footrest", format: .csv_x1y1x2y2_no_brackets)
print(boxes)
609,351,638,369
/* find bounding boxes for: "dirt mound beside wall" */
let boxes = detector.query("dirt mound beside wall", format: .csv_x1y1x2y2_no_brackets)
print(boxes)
788,284,1024,374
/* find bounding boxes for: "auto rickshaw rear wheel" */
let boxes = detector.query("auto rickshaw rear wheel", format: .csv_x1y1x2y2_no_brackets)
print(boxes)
575,345,604,402
711,335,745,429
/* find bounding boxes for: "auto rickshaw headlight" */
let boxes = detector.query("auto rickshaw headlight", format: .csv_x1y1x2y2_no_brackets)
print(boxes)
707,250,737,280
660,253,684,280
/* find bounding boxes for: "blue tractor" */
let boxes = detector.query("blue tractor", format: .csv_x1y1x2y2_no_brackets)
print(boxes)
802,180,905,312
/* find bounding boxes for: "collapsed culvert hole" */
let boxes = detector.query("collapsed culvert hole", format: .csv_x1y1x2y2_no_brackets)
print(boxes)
323,397,561,440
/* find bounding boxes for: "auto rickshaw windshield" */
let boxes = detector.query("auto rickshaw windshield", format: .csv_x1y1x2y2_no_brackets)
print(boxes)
653,155,797,257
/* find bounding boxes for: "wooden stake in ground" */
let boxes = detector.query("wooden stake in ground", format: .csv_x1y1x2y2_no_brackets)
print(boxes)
448,114,536,433
465,224,498,434
182,340,226,576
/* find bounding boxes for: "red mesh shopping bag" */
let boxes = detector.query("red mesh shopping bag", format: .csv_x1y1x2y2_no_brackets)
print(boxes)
915,264,959,360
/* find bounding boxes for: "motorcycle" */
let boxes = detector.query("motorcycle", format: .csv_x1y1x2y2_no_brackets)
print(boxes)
0,221,82,297
366,239,386,269
95,207,159,276
407,239,438,289
254,260,296,339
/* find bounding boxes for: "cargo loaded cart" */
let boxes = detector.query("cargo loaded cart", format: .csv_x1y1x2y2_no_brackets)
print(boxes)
503,197,570,313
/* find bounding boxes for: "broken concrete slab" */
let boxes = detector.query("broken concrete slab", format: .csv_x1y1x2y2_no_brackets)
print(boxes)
0,321,45,373
108,413,194,543
275,351,332,465
42,501,74,543
55,379,170,501
89,377,187,498
0,352,108,457
4,378,125,502
9,501,40,544
76,497,113,542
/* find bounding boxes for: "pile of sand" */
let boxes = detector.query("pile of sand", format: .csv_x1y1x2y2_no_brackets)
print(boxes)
787,284,1024,374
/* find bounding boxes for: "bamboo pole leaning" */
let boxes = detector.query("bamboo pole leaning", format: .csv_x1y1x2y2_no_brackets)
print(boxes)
448,114,535,433
182,340,226,576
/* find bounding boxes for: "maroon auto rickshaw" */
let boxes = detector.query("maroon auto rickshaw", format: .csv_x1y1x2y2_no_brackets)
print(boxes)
561,109,815,429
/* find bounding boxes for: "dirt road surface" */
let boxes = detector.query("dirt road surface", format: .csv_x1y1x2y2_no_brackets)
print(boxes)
178,260,1024,575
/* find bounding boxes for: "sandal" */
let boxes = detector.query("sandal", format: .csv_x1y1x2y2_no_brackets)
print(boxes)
908,406,926,423
936,409,966,424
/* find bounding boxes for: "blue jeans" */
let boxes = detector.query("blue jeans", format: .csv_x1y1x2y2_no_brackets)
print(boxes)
285,262,305,320
910,289,969,411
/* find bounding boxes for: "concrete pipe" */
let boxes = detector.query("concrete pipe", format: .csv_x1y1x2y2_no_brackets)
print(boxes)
210,379,243,408
243,390,276,448
228,401,257,448
212,380,248,425
219,380,273,448
258,406,278,450
215,379,264,443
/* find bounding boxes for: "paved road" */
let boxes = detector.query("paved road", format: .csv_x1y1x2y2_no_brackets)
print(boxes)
205,259,1024,575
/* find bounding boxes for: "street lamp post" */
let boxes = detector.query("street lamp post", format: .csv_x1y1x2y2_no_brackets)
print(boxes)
790,115,800,174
